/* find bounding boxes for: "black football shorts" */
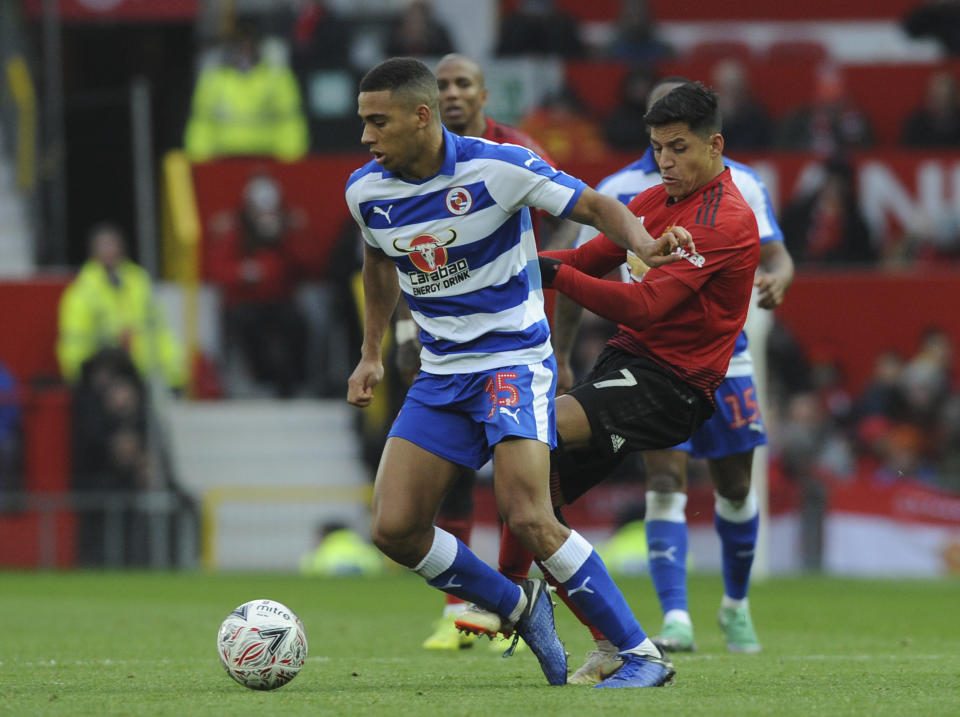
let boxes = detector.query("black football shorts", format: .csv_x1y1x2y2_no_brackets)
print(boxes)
554,346,714,505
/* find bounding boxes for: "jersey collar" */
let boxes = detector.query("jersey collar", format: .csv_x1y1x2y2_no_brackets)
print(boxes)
380,126,458,183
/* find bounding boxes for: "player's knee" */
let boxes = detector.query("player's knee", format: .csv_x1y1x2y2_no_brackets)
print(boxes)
369,516,424,560
716,480,751,503
647,469,684,494
501,506,548,547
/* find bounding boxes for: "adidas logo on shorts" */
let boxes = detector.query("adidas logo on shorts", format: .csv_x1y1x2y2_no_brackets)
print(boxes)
610,434,626,453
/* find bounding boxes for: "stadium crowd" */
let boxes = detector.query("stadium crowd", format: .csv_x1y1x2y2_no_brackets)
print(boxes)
2,0,959,580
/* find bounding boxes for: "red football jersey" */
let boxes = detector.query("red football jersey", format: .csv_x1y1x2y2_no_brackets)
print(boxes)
483,117,556,168
546,168,760,403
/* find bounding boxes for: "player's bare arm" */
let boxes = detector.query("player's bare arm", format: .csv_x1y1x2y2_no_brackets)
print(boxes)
347,243,400,407
754,240,794,310
551,293,583,395
567,187,693,268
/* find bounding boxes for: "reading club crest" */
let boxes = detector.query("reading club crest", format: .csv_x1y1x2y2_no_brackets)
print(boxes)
445,187,473,215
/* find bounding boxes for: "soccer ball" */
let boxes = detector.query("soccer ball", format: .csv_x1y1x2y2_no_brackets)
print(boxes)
217,599,308,690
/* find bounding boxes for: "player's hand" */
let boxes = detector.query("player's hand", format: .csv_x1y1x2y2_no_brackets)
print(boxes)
755,271,789,309
347,357,384,407
395,339,422,386
555,353,575,396
634,226,696,268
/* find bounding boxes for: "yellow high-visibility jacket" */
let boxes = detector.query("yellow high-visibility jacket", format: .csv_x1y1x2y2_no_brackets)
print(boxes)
184,59,309,162
56,260,187,388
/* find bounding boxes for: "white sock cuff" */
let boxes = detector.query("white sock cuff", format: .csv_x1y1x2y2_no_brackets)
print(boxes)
645,491,687,522
412,527,458,580
715,489,758,523
722,595,748,610
541,530,593,584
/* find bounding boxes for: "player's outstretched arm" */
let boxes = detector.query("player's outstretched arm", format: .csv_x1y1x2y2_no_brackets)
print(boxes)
755,240,794,310
348,244,400,407
540,255,694,331
567,187,693,268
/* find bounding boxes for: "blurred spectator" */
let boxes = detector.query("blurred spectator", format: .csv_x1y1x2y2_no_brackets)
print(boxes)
711,58,772,150
0,359,20,494
854,349,908,422
57,223,186,391
903,1,960,56
603,0,673,62
184,17,309,162
58,224,187,565
901,327,954,430
204,172,318,398
70,348,154,566
602,65,659,152
775,392,833,570
936,394,960,490
780,157,876,265
901,69,960,147
496,0,584,58
386,1,455,58
517,85,610,163
286,0,352,70
299,521,384,577
809,353,854,427
775,64,874,154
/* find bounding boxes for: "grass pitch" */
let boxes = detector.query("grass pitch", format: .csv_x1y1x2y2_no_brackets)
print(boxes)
1,570,958,716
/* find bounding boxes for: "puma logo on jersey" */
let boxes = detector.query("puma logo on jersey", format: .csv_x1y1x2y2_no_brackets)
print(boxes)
649,546,678,562
568,576,595,596
373,204,394,224
610,434,626,453
499,406,521,424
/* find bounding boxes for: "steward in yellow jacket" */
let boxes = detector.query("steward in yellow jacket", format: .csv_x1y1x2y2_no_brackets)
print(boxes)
57,224,187,389
184,24,308,162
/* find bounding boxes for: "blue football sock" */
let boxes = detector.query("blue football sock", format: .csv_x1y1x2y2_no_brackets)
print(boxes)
542,530,646,651
414,527,522,619
714,491,759,601
645,491,689,614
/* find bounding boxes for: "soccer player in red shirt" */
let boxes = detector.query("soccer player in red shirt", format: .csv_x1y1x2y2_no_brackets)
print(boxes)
458,82,761,685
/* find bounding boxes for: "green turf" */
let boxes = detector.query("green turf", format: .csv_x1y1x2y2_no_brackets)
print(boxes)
1,571,958,716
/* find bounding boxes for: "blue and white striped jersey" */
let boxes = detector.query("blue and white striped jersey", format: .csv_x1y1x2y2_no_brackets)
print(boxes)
346,127,586,375
574,147,783,379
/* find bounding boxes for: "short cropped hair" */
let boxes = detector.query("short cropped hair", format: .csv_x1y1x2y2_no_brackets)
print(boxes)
359,57,439,111
644,81,721,138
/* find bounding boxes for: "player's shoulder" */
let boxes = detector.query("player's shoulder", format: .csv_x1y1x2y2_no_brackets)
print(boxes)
459,132,543,167
724,158,769,196
710,172,761,241
486,119,538,149
345,160,383,199
625,181,667,214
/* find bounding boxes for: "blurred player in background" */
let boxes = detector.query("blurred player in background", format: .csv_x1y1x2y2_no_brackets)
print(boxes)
346,57,689,688
404,53,560,651
554,77,794,681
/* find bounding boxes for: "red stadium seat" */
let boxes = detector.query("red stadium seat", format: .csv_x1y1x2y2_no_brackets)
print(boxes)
764,40,828,63
688,40,754,63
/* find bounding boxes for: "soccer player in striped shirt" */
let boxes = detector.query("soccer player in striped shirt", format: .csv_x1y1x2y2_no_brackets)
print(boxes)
346,57,688,687
414,52,565,651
